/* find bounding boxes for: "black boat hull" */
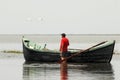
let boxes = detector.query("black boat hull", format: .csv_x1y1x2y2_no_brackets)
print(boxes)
22,39,115,63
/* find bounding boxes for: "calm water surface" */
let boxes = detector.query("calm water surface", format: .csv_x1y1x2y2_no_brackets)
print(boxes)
0,53,120,80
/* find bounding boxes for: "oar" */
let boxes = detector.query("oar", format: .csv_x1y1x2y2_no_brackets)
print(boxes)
68,48,83,50
58,41,107,63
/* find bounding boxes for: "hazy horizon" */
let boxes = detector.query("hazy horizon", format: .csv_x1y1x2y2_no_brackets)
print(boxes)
0,34,120,43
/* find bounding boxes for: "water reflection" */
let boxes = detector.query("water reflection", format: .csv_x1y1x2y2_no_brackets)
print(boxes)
23,62,114,80
23,62,60,80
60,61,68,80
68,63,114,80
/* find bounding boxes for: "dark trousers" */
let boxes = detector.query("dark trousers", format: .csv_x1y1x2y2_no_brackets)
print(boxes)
60,52,69,57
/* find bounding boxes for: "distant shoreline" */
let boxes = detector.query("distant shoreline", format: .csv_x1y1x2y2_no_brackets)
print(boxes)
0,34,120,36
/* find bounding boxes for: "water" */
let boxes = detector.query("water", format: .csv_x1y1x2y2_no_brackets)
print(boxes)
23,55,120,80
0,53,24,80
0,53,120,80
0,34,120,80
23,62,114,80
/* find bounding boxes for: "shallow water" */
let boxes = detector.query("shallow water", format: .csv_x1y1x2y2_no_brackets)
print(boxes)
0,53,24,80
0,53,120,80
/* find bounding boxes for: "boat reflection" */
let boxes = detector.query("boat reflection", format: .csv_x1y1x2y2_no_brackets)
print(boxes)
23,62,114,80
68,63,114,80
23,62,60,80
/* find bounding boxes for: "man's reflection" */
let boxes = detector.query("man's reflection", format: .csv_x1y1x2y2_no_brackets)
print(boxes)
60,61,68,80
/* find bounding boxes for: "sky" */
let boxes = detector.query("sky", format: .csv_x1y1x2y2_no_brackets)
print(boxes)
0,0,120,34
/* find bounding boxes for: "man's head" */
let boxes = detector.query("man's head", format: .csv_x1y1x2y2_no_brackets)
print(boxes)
61,33,66,37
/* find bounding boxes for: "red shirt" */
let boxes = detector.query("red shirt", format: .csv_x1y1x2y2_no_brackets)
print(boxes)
60,37,69,52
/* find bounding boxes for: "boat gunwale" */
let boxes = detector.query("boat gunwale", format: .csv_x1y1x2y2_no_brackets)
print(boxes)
22,38,115,54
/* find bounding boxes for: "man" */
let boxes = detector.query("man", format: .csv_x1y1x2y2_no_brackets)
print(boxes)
60,33,69,60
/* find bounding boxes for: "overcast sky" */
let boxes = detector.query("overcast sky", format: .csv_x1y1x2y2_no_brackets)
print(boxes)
0,0,120,34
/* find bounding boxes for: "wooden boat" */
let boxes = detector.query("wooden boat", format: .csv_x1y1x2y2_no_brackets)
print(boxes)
22,38,115,63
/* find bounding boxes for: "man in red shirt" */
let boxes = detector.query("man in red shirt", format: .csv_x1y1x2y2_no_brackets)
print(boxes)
60,33,69,60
